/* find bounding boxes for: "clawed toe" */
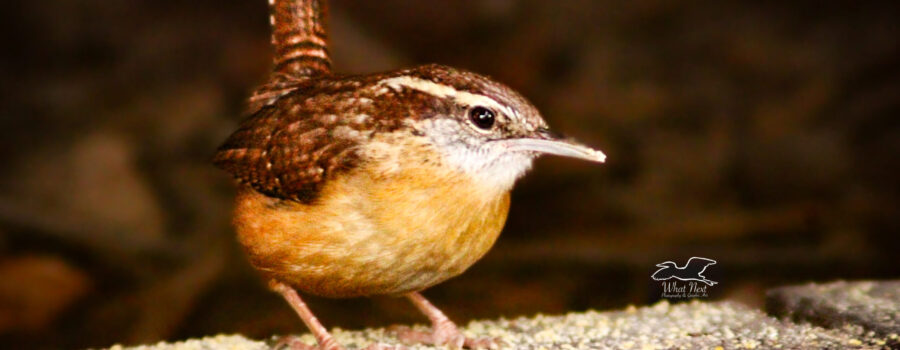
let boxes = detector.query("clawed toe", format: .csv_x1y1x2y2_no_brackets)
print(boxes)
360,342,408,350
272,335,408,350
463,336,502,349
387,325,440,345
271,335,323,350
387,324,499,349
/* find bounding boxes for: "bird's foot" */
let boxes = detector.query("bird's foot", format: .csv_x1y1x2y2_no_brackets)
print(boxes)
271,335,343,350
388,324,499,349
360,343,408,350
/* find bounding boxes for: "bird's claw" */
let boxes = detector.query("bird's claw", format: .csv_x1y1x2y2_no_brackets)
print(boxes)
388,325,500,349
271,335,344,350
360,343,408,350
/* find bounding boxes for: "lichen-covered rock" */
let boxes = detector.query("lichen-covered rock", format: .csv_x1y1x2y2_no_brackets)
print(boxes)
767,280,900,349
112,300,891,349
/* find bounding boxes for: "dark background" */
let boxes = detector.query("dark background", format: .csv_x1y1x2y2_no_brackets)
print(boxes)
1,0,898,348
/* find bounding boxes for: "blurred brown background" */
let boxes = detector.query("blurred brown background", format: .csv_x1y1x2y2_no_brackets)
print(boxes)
1,0,898,348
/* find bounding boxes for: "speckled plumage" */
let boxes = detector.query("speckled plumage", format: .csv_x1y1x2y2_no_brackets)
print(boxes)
214,0,604,348
213,64,548,203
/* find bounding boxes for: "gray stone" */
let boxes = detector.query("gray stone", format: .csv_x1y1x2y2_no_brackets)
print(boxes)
767,280,900,349
111,300,891,349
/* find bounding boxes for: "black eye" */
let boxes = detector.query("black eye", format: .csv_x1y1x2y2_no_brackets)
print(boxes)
468,106,495,130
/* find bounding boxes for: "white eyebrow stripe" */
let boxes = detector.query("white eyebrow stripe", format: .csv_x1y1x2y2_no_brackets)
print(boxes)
378,76,517,120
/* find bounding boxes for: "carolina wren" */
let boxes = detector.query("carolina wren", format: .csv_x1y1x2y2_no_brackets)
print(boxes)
213,0,605,349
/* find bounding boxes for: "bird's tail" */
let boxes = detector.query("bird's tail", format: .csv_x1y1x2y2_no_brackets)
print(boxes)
270,0,332,78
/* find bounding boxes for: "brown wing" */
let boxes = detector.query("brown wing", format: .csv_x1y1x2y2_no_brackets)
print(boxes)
213,99,361,203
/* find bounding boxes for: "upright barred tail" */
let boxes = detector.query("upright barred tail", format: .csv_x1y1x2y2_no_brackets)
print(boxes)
270,0,331,77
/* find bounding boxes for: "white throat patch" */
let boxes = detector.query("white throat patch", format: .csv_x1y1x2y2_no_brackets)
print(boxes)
416,118,534,193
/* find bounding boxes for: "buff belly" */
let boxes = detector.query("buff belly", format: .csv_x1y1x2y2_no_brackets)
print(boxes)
232,165,511,298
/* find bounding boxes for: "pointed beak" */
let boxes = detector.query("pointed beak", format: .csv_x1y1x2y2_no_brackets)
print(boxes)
495,127,606,163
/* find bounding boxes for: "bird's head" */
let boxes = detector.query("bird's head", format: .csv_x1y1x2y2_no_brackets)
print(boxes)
655,261,677,268
377,64,605,191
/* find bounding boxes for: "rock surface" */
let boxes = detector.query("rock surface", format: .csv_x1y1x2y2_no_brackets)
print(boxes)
767,280,900,349
111,300,891,350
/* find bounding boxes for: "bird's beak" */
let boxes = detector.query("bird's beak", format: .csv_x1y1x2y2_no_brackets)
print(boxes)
496,127,606,163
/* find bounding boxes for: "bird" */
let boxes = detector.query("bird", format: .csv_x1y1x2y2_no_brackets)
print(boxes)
212,0,606,349
651,257,718,286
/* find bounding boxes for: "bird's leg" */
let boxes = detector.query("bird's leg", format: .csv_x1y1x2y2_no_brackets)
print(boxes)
270,280,343,350
271,281,406,350
390,292,498,349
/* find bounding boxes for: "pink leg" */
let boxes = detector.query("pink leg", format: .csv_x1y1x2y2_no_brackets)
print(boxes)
270,281,343,350
391,292,499,349
270,281,405,350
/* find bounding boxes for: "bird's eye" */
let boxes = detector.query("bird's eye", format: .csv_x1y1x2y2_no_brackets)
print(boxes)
468,106,495,130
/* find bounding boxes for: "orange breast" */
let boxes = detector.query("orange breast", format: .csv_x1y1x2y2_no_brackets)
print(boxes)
233,142,511,298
